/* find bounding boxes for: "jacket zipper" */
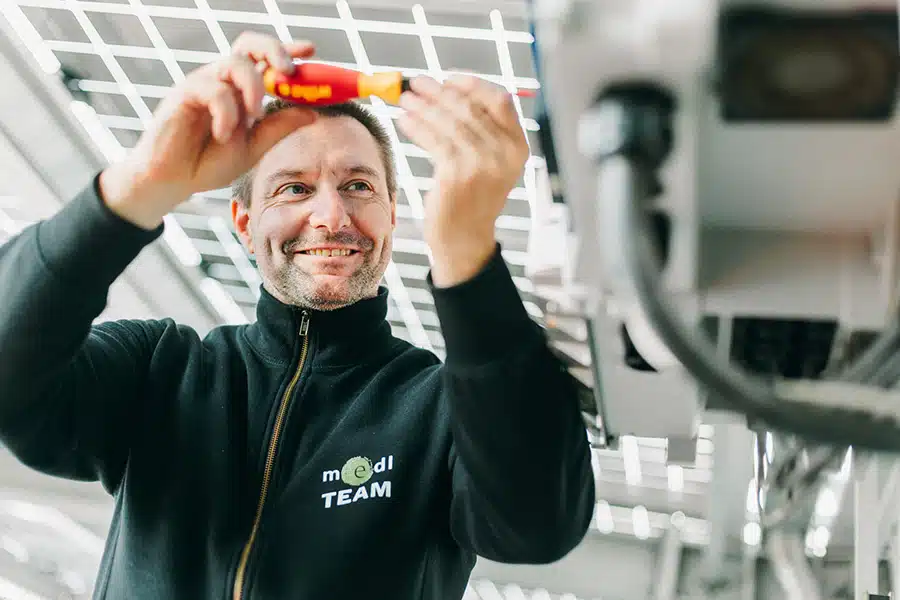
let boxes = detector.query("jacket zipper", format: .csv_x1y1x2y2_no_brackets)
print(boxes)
232,310,311,600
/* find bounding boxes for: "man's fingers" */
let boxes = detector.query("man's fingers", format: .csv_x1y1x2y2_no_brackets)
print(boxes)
445,74,522,136
197,82,242,143
445,75,529,165
396,98,482,180
247,107,317,164
219,56,265,120
409,74,516,140
395,112,448,163
398,92,470,154
413,81,504,151
249,41,315,74
203,32,318,133
399,89,493,157
285,40,316,59
231,31,310,73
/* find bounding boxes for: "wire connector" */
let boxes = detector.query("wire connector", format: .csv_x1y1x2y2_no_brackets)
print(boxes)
577,82,677,169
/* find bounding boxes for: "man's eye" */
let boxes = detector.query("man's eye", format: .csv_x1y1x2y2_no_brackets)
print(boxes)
280,184,309,196
345,181,373,193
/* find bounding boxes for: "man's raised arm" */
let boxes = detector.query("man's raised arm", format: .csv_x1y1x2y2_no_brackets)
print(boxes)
0,32,320,491
432,247,595,563
0,178,168,489
396,74,595,562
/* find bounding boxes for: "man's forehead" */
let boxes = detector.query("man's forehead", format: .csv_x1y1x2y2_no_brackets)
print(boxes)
257,116,384,179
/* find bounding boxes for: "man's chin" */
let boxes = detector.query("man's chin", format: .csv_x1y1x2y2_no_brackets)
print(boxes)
304,276,359,310
268,265,380,310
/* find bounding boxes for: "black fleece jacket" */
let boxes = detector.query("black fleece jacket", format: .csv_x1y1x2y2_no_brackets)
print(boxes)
0,177,595,600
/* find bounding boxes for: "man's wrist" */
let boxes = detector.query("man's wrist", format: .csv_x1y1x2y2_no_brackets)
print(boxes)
99,163,183,231
427,234,497,288
430,239,539,365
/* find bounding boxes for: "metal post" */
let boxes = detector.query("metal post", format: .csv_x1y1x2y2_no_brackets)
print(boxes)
892,522,900,600
704,421,754,582
854,453,880,600
740,554,757,600
769,528,823,600
653,522,683,600
886,457,900,598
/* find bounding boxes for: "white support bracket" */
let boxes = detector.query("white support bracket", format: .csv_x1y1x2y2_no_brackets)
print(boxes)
874,455,900,597
653,522,684,600
741,554,757,600
702,420,755,584
893,528,900,600
854,454,881,600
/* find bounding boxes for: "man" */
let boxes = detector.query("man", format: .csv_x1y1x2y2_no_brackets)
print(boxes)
0,33,594,599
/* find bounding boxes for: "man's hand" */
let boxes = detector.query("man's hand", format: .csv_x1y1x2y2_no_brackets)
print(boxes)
100,32,319,230
397,75,529,287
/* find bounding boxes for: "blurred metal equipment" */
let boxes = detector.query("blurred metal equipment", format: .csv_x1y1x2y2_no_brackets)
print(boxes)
526,0,900,448
527,0,900,598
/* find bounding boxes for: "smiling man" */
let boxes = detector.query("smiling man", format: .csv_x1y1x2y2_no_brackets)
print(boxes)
230,101,395,311
0,33,594,600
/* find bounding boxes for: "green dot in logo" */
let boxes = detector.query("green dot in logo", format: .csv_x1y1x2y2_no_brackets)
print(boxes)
341,456,373,486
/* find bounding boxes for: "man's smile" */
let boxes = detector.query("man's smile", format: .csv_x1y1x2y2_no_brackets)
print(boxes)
295,246,360,257
292,247,366,273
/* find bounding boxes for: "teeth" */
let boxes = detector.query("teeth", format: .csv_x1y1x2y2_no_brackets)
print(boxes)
306,249,352,257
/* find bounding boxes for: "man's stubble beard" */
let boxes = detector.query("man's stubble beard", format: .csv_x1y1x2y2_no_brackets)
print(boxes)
268,252,386,311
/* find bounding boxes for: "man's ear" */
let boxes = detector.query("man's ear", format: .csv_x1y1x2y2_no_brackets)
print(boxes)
231,199,254,254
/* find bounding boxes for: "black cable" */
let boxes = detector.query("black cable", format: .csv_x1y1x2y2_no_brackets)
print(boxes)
866,343,900,387
840,323,900,384
615,155,900,450
581,82,900,450
616,158,774,412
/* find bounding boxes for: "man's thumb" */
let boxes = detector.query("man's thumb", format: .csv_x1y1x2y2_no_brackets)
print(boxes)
248,107,318,163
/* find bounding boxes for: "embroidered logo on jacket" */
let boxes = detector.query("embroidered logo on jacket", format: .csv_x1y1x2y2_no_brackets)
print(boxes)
321,455,394,509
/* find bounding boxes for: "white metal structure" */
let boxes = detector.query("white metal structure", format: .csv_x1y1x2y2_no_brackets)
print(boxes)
529,0,900,438
0,0,891,598
527,0,900,598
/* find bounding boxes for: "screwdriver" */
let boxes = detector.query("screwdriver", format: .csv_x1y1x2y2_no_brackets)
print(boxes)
263,62,536,106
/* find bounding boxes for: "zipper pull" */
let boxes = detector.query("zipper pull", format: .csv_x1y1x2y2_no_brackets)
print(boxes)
299,310,310,337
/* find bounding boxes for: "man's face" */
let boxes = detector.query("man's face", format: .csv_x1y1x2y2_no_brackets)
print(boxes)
233,115,395,311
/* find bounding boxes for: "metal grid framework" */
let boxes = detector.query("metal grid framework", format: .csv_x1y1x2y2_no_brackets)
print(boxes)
465,580,601,600
0,0,743,596
7,0,545,354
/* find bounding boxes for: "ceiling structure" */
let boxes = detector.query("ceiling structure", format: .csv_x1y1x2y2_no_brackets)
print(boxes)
0,0,864,598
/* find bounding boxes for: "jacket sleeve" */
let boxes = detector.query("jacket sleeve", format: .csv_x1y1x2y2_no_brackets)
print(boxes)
431,244,596,564
0,175,167,492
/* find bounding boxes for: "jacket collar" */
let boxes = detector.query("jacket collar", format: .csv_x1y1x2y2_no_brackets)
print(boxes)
245,285,397,367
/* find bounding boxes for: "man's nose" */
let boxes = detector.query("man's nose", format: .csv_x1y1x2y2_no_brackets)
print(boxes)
307,188,351,232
